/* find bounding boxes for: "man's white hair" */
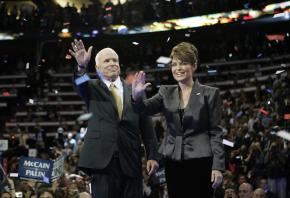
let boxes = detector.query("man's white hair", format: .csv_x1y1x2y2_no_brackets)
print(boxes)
95,47,118,66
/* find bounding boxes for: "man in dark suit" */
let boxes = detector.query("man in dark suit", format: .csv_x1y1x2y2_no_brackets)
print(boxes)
69,39,159,198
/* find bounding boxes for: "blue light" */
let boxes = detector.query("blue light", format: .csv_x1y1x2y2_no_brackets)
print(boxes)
92,30,99,34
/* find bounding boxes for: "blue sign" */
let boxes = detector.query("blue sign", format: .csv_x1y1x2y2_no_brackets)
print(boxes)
18,157,53,184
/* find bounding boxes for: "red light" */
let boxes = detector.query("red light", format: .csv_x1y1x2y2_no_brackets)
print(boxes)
243,15,253,20
259,107,269,116
284,114,290,120
2,91,10,96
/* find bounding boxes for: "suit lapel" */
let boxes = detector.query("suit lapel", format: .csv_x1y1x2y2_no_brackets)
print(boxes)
92,79,110,99
169,86,180,111
168,86,183,132
95,79,119,117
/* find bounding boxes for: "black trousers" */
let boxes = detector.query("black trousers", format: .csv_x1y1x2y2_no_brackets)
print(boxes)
91,154,143,198
165,157,213,198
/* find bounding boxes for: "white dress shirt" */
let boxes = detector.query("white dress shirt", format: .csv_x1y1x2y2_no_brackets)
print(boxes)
101,76,124,108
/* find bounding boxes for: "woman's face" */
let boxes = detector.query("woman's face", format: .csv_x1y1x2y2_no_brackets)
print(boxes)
171,58,196,84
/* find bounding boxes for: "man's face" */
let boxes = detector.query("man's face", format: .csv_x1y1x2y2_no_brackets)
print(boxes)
239,184,253,198
39,192,54,198
96,49,120,81
253,188,266,198
258,179,267,190
238,175,246,185
225,188,238,198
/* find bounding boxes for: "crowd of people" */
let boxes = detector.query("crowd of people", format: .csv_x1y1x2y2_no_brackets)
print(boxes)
1,1,290,197
1,37,290,197
1,70,289,198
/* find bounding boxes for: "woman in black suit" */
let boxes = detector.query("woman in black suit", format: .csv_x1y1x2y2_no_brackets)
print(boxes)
132,42,225,198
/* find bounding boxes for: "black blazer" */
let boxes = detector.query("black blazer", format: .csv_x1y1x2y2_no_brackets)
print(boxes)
132,80,225,171
73,74,159,177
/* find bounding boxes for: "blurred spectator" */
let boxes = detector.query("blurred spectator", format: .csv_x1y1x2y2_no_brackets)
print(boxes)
256,177,277,198
154,120,164,144
253,188,266,198
224,183,238,198
239,182,253,198
37,188,54,198
264,140,287,198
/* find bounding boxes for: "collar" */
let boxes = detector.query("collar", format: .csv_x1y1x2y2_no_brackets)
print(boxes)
96,71,123,89
178,78,200,91
101,75,122,90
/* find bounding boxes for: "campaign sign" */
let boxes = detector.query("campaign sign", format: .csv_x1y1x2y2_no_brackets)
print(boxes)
18,157,53,184
51,156,65,181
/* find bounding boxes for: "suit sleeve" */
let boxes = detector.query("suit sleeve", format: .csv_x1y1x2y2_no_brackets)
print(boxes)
208,88,225,171
132,86,164,115
72,72,91,108
138,91,161,161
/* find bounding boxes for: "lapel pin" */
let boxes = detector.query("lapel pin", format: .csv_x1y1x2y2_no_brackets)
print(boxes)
196,92,201,95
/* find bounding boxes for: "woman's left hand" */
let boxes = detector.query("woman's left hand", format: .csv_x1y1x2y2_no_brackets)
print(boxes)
211,170,223,189
146,160,159,176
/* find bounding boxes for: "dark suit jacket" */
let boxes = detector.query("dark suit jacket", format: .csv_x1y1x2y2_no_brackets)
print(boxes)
132,79,225,171
73,74,159,177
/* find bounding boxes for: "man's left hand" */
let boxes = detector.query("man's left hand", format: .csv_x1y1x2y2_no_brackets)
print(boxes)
146,160,159,176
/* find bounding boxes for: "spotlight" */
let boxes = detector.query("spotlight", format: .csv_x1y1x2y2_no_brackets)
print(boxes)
61,28,69,33
92,30,99,35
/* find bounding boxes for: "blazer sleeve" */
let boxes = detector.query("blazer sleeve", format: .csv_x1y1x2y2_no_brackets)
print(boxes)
72,72,91,108
139,113,160,161
207,88,225,171
132,86,165,115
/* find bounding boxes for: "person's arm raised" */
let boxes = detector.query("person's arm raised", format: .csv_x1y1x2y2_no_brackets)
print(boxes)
70,39,93,107
69,39,93,74
132,71,151,101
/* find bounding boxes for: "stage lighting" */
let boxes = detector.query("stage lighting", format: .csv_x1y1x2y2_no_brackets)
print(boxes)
92,30,99,35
